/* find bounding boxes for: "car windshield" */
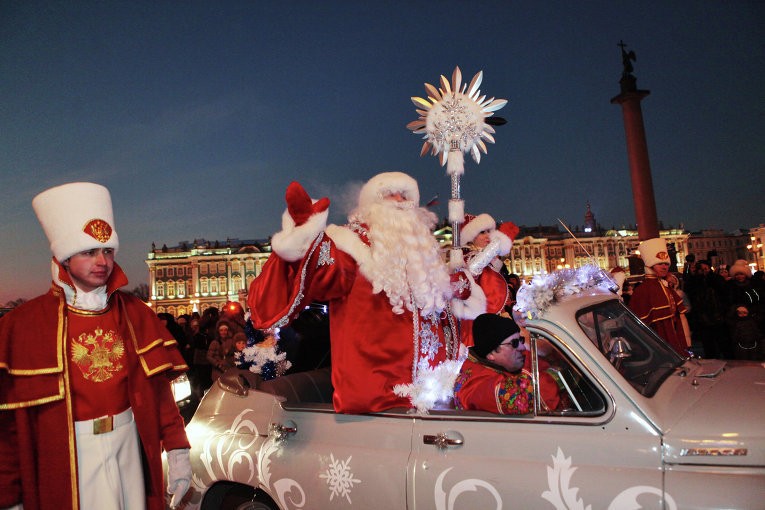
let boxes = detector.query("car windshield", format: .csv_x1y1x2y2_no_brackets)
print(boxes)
576,300,684,397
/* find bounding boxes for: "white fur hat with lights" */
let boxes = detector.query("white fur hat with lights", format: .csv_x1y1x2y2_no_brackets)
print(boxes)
32,182,119,262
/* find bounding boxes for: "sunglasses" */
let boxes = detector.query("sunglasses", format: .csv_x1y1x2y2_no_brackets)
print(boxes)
499,336,525,349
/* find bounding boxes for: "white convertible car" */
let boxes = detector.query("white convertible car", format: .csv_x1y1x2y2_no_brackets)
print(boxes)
174,276,764,510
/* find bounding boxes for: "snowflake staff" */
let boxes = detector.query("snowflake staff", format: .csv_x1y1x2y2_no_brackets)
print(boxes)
407,66,507,266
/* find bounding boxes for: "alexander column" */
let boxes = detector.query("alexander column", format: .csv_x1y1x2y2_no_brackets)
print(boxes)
611,41,659,242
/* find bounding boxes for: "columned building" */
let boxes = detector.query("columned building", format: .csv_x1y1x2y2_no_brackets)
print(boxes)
685,229,752,269
504,226,689,278
146,238,271,316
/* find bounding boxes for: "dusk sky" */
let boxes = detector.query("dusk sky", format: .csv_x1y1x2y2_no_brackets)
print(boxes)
2,1,763,304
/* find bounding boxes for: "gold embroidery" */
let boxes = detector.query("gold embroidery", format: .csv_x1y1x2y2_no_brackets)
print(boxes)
83,218,113,243
70,327,125,382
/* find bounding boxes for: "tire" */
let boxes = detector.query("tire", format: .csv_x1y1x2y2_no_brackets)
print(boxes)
202,482,278,510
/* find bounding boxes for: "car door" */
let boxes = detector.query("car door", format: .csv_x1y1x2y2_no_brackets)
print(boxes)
408,330,667,510
263,404,415,510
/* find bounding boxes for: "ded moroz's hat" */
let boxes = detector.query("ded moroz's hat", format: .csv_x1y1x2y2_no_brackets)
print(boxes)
358,172,420,210
471,313,521,358
32,182,119,262
638,237,669,268
461,213,496,245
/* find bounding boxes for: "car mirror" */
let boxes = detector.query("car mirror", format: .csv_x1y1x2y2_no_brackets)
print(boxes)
608,337,632,370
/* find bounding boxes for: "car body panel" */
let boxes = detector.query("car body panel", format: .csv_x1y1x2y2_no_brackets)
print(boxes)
177,290,765,510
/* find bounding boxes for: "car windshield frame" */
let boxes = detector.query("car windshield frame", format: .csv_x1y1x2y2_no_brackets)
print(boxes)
576,300,685,397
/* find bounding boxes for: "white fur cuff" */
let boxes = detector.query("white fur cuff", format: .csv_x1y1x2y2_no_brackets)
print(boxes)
270,208,329,262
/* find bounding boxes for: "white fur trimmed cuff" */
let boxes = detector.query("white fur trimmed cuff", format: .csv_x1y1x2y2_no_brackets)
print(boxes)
270,208,329,262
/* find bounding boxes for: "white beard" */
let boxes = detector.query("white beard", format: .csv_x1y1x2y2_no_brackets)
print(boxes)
351,201,452,316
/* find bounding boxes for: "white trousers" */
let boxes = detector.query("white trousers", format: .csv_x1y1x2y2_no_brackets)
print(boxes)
75,408,146,510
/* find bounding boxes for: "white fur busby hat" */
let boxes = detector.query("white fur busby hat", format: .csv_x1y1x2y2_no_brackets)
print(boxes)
638,237,669,268
358,171,420,210
32,182,119,262
461,213,496,245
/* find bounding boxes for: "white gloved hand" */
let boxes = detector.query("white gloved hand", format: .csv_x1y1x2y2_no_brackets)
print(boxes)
166,448,192,508
467,237,502,276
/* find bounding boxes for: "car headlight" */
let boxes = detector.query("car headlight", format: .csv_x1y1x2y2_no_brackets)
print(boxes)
172,373,192,402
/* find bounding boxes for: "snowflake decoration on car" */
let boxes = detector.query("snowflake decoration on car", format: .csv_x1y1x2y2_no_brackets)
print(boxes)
407,66,507,176
319,454,361,504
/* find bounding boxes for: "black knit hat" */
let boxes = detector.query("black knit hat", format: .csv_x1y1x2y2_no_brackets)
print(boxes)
472,313,521,358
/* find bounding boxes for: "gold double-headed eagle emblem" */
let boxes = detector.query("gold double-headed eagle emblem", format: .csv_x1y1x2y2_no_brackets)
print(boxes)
71,327,125,382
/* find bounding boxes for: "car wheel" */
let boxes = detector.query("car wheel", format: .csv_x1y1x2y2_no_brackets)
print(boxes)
202,483,279,510
231,501,276,510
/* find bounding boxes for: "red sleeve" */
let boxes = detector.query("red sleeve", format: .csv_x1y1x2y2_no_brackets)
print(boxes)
476,269,510,314
538,371,561,411
248,235,356,329
156,374,190,451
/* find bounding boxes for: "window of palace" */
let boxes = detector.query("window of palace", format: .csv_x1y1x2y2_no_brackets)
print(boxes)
156,268,163,277
200,263,209,275
200,278,209,294
176,280,185,298
218,262,226,273
219,277,227,293
210,278,219,294
167,281,176,297
156,282,165,298
245,260,255,271
232,260,241,272
167,267,175,277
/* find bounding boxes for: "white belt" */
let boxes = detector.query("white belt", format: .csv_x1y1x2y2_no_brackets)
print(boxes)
75,407,133,435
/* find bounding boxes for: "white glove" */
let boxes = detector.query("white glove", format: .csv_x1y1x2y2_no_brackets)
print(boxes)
167,448,192,508
468,237,502,276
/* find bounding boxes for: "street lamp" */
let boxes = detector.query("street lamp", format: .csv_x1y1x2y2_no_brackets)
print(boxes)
747,236,763,271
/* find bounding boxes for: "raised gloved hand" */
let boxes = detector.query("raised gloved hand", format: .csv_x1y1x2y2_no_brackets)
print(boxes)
285,181,330,226
167,448,192,508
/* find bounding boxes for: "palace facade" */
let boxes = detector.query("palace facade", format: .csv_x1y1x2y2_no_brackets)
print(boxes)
147,212,760,317
147,239,271,316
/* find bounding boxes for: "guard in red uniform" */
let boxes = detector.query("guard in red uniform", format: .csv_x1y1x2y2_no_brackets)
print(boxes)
0,182,191,510
628,237,691,356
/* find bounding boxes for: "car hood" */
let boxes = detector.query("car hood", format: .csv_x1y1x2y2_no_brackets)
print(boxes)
661,361,765,467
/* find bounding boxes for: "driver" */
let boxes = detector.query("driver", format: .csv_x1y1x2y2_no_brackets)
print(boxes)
454,314,560,414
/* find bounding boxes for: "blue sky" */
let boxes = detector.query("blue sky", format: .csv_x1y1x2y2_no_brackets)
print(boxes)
1,0,763,303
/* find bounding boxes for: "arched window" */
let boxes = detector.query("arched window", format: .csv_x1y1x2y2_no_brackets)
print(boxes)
156,282,165,298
